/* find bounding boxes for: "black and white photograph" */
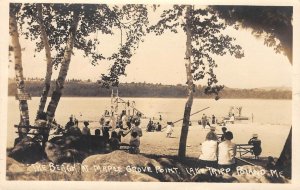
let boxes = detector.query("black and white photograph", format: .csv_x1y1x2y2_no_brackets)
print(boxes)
0,0,299,189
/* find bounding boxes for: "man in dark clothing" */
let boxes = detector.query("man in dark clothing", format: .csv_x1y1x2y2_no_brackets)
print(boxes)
248,134,262,159
65,116,75,132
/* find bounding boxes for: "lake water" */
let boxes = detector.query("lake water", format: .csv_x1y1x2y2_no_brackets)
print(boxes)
7,97,291,148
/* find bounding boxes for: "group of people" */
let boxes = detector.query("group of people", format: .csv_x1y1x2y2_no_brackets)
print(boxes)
146,120,162,132
199,126,263,174
199,127,237,173
60,111,143,154
198,114,216,129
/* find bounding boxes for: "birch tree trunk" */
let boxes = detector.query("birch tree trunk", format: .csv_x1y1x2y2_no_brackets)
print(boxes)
178,5,194,158
36,4,53,119
9,12,30,135
46,10,80,122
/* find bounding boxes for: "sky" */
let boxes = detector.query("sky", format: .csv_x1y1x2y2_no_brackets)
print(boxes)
8,5,292,89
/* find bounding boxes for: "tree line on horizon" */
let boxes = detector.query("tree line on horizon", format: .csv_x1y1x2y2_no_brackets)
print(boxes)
8,79,291,99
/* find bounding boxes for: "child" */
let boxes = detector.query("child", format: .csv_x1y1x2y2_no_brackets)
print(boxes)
129,131,140,154
166,122,174,138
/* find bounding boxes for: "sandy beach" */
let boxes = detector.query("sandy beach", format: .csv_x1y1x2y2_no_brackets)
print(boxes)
118,122,290,159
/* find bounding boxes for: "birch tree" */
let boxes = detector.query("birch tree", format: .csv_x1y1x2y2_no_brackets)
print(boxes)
9,4,30,135
148,5,244,158
15,3,149,124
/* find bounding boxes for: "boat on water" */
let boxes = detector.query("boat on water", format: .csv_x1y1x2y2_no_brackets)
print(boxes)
223,116,249,121
223,106,249,121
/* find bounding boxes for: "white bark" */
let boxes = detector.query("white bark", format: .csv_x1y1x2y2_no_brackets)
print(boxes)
36,4,53,119
9,12,30,134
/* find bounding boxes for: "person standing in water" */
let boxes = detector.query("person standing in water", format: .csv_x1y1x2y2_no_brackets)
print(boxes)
201,114,207,129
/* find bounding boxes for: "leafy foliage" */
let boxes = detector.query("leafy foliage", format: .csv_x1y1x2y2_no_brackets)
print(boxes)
100,5,149,88
211,6,292,63
15,3,148,76
17,4,113,68
148,6,244,98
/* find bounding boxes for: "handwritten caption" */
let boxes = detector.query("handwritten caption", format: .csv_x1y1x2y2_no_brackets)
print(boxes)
26,163,284,178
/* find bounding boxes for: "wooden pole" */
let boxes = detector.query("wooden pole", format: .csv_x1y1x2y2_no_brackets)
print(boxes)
162,107,210,129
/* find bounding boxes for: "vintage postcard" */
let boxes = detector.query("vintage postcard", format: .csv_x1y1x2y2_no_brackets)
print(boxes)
0,0,299,189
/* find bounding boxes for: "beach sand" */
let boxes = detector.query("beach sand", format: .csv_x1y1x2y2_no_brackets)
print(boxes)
119,122,291,159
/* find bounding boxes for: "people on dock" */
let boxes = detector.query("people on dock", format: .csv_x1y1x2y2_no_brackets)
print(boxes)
248,134,262,159
166,122,174,138
121,110,128,129
218,131,236,174
82,121,91,135
224,114,235,124
199,130,219,168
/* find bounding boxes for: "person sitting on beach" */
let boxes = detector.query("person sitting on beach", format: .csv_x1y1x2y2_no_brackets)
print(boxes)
218,131,236,174
95,129,101,136
109,131,120,150
65,116,75,132
147,120,154,132
265,156,276,170
220,127,227,142
248,134,262,159
68,119,82,136
82,121,91,135
210,126,216,134
199,131,219,168
129,131,140,154
102,121,111,142
166,122,174,138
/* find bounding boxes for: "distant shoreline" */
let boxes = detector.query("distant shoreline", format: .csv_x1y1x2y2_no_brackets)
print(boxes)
8,80,292,99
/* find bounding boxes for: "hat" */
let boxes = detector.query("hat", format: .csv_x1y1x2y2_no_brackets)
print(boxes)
210,126,216,131
252,134,258,138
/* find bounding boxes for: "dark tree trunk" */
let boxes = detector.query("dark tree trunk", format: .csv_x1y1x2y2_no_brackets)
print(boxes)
178,5,194,158
276,127,292,178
